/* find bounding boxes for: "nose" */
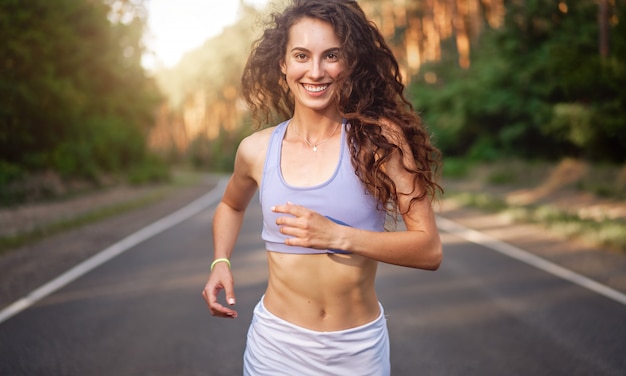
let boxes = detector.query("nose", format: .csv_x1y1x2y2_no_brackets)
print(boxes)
308,58,325,80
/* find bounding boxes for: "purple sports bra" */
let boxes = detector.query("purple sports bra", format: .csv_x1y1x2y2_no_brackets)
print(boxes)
260,119,386,254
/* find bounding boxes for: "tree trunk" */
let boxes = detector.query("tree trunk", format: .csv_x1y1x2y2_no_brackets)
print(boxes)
598,0,610,58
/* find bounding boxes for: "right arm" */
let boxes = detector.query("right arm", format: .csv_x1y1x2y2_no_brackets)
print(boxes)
201,133,265,318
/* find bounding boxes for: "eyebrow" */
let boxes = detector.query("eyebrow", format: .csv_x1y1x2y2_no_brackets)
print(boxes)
290,47,341,54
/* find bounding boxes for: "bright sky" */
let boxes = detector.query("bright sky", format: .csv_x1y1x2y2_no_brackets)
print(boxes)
142,0,269,70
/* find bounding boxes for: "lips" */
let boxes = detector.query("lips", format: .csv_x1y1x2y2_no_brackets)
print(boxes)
302,83,329,93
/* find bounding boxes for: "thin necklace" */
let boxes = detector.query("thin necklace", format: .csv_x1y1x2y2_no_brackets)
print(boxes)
293,122,341,152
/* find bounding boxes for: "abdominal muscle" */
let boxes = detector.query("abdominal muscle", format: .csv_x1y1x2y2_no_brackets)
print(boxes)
262,251,381,332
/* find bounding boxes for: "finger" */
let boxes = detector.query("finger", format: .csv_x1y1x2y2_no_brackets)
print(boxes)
275,214,301,229
275,208,316,228
202,286,238,318
279,223,306,238
223,280,236,306
211,301,239,318
271,202,303,216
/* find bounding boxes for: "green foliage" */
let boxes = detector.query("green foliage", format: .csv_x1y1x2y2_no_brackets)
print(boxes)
187,127,249,173
449,192,509,212
0,0,163,189
126,155,170,185
0,161,23,187
0,187,170,254
576,163,626,199
412,0,626,163
486,169,519,186
441,158,474,179
51,116,146,178
447,189,626,252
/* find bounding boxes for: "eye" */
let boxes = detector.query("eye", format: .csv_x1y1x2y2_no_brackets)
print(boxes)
294,53,308,61
326,51,340,62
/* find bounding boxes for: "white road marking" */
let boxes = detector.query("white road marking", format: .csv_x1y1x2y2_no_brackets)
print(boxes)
436,215,626,306
0,178,228,324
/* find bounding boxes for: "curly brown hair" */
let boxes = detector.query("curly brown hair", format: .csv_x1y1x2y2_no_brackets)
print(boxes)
241,0,442,212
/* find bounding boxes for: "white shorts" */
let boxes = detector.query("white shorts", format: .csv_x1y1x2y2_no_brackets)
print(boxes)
243,298,390,376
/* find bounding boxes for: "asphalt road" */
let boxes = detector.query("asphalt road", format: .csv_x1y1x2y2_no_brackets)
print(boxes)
1,180,625,376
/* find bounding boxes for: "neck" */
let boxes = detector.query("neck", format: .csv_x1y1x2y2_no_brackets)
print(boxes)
291,110,343,140
289,116,342,152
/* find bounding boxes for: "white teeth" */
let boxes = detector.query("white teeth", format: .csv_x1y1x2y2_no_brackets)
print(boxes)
303,84,328,92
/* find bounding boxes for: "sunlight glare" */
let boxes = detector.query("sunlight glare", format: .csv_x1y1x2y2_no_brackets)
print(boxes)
143,0,268,70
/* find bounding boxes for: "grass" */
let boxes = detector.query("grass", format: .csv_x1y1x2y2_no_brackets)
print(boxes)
0,168,205,255
0,189,170,255
447,191,626,252
443,157,626,253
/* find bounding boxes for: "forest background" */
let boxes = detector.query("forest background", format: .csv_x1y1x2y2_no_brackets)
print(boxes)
1,0,625,250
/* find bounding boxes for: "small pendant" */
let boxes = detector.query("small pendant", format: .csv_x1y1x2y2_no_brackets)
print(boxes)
313,146,317,152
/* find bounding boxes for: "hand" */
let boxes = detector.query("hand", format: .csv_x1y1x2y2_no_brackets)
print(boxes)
272,202,343,250
201,263,238,318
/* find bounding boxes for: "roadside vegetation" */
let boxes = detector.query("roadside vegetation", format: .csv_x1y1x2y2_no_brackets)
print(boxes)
0,189,166,254
0,0,169,206
0,170,204,255
442,158,626,253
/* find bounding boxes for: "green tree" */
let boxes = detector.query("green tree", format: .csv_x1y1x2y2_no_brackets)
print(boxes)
0,0,161,183
412,0,626,162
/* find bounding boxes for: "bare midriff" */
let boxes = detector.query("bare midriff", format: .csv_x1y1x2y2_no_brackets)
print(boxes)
263,251,381,332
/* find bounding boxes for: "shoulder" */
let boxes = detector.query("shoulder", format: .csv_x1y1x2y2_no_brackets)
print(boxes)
238,126,276,160
235,126,278,184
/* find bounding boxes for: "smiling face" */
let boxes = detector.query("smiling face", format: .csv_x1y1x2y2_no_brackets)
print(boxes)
280,17,343,115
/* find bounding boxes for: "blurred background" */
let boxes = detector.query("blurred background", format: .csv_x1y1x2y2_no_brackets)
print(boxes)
1,0,625,249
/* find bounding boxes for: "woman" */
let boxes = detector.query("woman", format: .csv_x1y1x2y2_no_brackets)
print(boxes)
202,0,442,374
